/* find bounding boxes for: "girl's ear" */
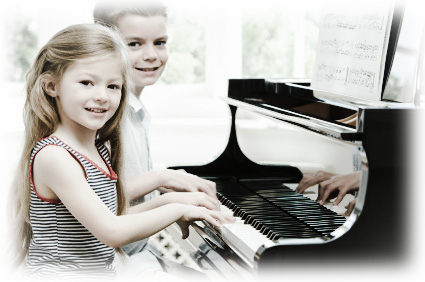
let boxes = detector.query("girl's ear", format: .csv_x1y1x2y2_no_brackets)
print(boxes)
41,74,59,98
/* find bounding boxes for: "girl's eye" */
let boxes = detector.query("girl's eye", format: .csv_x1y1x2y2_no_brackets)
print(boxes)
128,42,141,47
108,84,121,90
80,81,93,86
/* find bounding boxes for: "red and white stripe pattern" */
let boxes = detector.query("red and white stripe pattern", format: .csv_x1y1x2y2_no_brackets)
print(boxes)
26,136,117,280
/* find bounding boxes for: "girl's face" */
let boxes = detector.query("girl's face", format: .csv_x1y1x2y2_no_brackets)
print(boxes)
117,14,168,93
54,56,123,133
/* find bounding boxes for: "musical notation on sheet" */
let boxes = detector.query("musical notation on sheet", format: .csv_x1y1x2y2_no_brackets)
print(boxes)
320,40,379,61
311,0,394,101
323,13,386,32
316,64,375,91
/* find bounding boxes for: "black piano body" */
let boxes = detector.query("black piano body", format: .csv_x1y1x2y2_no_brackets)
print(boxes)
165,1,422,279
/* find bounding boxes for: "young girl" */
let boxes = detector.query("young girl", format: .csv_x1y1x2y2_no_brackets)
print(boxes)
9,23,233,280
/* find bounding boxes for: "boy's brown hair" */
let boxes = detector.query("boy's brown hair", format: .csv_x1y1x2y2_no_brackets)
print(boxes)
94,0,168,27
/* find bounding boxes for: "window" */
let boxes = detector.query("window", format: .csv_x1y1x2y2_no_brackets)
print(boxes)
241,0,320,79
1,0,97,83
160,1,207,85
0,0,37,82
2,0,321,89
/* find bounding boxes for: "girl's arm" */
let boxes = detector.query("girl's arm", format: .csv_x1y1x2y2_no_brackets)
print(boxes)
127,192,221,214
125,169,217,201
33,146,233,248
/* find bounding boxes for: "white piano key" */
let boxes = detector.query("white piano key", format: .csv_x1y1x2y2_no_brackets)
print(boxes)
216,205,274,264
324,204,347,214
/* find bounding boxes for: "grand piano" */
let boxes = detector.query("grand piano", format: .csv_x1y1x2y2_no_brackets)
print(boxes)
164,1,423,280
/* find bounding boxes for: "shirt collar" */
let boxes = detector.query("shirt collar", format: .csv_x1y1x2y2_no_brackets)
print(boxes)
128,93,144,113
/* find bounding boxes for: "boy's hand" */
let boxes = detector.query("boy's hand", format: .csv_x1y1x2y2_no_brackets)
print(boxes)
158,169,217,199
295,170,336,194
164,192,221,211
316,172,361,205
345,199,357,216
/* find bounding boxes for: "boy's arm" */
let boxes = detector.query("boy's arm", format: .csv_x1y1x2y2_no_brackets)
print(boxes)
125,169,217,201
33,146,231,248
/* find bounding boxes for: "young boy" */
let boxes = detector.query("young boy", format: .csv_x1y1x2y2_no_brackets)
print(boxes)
93,0,218,275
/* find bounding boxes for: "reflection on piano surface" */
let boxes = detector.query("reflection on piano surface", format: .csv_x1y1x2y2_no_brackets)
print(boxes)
164,1,422,280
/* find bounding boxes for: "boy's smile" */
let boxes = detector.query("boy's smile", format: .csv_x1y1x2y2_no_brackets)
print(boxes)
117,14,169,94
135,66,160,72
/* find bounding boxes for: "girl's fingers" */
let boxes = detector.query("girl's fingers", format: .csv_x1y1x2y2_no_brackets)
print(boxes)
203,209,235,228
212,210,235,224
198,198,216,210
196,194,221,211
210,198,221,211
203,213,223,228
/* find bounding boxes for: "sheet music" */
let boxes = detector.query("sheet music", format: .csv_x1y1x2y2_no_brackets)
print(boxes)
311,0,394,101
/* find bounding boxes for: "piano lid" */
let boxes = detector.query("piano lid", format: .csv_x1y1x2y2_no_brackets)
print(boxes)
302,0,425,105
289,0,424,106
382,0,425,103
223,0,421,140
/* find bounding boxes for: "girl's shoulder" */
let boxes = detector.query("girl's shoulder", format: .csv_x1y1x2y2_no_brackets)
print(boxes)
32,138,88,181
32,136,85,168
32,136,76,158
31,136,62,157
32,136,78,164
34,135,60,146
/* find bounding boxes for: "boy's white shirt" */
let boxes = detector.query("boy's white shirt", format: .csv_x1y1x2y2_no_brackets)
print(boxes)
114,94,162,282
122,92,153,202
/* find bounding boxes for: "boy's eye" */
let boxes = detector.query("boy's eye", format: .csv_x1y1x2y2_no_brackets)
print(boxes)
80,81,93,86
128,42,141,47
155,40,167,46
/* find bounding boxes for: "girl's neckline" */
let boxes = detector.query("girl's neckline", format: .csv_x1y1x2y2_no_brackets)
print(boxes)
47,135,117,180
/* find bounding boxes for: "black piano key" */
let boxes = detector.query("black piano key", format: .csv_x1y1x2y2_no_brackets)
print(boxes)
247,215,296,224
215,179,347,239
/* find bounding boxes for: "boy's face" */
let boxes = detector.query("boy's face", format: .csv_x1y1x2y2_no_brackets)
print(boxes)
117,14,168,92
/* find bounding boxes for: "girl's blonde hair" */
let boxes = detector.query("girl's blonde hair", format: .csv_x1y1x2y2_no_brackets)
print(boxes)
9,23,132,268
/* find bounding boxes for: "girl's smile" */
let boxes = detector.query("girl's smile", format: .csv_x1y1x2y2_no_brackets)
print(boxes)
53,55,123,133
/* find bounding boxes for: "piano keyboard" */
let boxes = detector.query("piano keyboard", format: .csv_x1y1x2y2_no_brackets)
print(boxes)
208,179,347,264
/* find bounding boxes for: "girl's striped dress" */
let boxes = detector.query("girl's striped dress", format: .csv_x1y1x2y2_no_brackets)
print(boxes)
25,136,118,280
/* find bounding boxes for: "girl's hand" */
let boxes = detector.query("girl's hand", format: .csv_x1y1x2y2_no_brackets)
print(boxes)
164,192,221,211
176,206,235,239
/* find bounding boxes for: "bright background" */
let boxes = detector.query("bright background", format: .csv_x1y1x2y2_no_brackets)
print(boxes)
0,0,424,281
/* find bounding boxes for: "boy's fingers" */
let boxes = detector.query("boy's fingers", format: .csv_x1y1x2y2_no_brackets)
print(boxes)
344,200,356,216
320,187,335,204
297,175,327,194
198,186,215,198
198,180,217,198
333,192,346,206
